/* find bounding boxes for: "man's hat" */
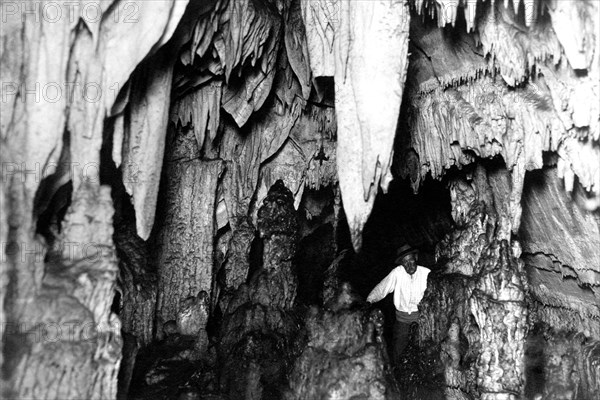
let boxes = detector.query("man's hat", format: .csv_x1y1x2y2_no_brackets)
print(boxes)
394,244,418,264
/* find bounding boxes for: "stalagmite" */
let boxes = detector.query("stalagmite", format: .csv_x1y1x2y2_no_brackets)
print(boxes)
287,286,392,399
422,163,529,399
218,181,300,399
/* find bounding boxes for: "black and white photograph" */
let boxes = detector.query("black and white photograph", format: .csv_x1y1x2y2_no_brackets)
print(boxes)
1,0,598,399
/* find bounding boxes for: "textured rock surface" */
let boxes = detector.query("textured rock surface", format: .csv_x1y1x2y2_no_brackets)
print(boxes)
421,240,528,399
302,0,411,250
1,1,189,396
520,167,600,286
526,264,600,339
114,215,156,348
2,0,600,398
403,0,600,222
286,282,396,400
153,125,223,339
525,327,600,400
6,184,122,399
217,181,301,400
419,161,529,399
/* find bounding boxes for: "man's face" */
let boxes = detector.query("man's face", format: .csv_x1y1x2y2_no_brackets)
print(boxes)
402,253,417,275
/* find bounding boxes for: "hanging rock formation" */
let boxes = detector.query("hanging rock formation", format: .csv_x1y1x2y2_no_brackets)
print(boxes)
2,0,600,399
1,2,190,396
302,0,411,250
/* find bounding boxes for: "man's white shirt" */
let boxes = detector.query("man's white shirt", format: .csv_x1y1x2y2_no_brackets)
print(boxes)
367,265,430,314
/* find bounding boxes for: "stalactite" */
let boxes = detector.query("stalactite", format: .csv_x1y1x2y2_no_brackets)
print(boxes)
409,9,489,94
407,69,600,225
299,1,336,78
122,49,176,241
180,0,284,128
218,48,305,231
296,105,337,191
284,0,312,100
252,102,337,220
171,81,222,154
300,0,411,249
1,1,190,397
404,2,600,214
335,0,411,250
220,29,280,128
547,0,598,71
254,138,306,216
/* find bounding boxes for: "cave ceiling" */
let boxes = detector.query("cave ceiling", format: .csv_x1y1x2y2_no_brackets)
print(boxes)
2,0,598,248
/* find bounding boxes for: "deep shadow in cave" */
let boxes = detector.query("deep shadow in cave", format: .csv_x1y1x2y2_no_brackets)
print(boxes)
337,175,455,399
2,0,600,399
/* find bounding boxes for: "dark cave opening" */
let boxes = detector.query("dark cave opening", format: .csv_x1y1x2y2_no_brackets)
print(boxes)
333,173,454,397
294,185,336,306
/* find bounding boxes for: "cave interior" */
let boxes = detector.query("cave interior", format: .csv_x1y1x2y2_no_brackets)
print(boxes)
1,0,599,399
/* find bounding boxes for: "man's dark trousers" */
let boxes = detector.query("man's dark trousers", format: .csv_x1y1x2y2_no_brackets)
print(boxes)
393,310,419,365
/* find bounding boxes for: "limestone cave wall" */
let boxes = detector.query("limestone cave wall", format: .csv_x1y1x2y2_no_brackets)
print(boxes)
1,0,599,399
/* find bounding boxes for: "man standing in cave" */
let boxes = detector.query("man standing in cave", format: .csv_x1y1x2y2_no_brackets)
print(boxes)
367,244,430,365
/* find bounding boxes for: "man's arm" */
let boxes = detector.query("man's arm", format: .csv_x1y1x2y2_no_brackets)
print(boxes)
367,268,397,303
